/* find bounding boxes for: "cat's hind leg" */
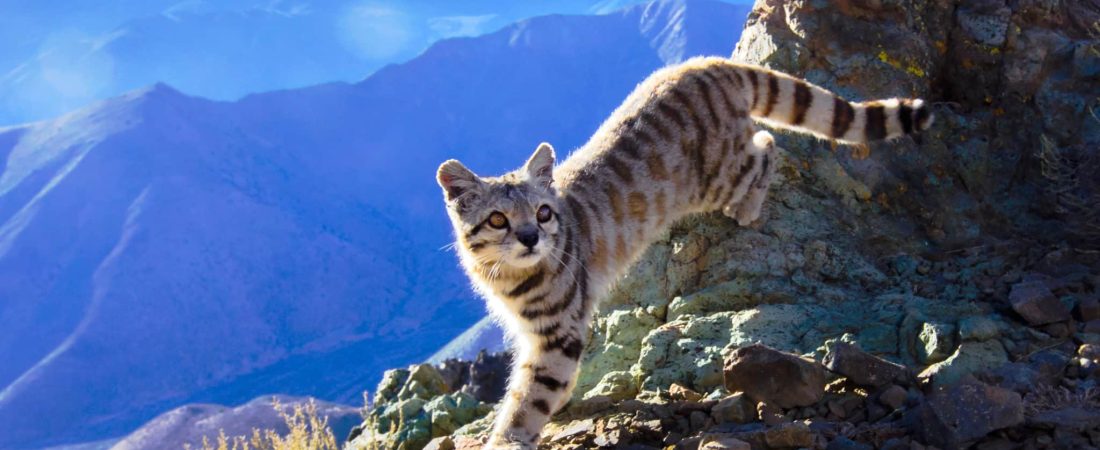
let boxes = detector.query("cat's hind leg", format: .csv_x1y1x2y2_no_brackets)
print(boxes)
723,130,777,226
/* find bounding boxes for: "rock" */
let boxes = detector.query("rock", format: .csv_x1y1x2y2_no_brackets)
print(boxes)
464,351,510,403
1028,349,1071,379
919,340,1008,388
982,362,1048,393
424,392,491,437
827,436,873,450
724,344,826,408
399,364,450,401
424,436,455,450
568,395,613,417
583,371,638,401
435,359,471,392
452,435,483,450
1079,296,1100,322
878,384,908,410
918,322,956,364
975,437,1016,450
666,279,757,322
1009,282,1070,326
1042,321,1071,338
959,316,1001,341
690,410,710,431
711,393,756,424
700,436,751,450
550,419,594,442
375,368,410,404
1029,407,1100,432
669,383,703,402
1025,404,1100,429
764,422,815,448
906,378,1024,449
879,437,911,450
757,402,785,425
823,342,907,387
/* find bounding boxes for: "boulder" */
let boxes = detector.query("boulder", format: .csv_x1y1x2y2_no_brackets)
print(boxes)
918,322,957,364
1078,295,1100,322
958,316,1001,341
700,436,751,450
424,392,492,438
1009,282,1070,326
877,385,908,411
918,340,1008,388
398,364,450,401
823,342,907,387
711,393,756,424
669,383,703,402
453,435,483,450
424,436,455,450
583,371,638,401
724,344,826,409
905,378,1024,449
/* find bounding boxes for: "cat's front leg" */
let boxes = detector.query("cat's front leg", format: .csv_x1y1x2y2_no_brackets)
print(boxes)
485,333,583,449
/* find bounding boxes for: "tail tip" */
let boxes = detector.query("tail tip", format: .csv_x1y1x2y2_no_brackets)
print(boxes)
752,130,775,150
909,99,934,132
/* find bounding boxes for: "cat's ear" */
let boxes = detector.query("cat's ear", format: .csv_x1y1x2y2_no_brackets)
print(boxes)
437,159,482,202
524,142,555,189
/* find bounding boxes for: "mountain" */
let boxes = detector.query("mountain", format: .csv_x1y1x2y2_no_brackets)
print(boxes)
0,1,752,127
427,317,507,364
0,0,752,448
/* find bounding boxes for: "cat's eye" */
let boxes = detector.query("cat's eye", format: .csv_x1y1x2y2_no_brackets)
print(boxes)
536,205,553,223
488,212,509,229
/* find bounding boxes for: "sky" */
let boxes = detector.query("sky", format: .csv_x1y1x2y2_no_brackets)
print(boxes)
0,0,751,126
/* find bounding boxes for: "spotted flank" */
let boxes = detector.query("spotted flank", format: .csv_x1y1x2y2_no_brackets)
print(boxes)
435,56,933,449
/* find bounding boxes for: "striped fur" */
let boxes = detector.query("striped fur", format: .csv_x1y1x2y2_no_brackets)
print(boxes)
436,56,932,449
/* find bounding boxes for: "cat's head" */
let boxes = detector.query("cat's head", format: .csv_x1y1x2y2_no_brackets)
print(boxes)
436,143,563,274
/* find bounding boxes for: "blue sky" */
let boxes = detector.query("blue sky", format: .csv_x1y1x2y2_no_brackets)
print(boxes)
0,0,751,126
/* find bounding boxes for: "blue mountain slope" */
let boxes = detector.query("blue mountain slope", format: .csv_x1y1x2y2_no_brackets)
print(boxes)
0,0,750,447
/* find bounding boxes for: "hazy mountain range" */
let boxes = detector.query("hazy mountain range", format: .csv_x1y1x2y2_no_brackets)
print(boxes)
0,0,749,126
0,0,750,447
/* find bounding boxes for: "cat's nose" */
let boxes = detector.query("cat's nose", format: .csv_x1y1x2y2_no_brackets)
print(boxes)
516,226,539,249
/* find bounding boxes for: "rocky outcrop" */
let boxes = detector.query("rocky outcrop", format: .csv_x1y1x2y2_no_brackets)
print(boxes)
351,0,1100,448
347,354,508,450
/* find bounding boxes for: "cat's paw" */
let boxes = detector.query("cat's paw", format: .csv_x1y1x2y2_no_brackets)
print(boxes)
722,203,739,220
735,201,763,226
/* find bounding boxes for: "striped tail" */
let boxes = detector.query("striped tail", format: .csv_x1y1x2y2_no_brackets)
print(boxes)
734,64,934,144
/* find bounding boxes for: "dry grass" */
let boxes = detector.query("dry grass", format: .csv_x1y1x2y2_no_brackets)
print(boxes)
186,399,339,450
1023,384,1100,416
1037,134,1100,250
